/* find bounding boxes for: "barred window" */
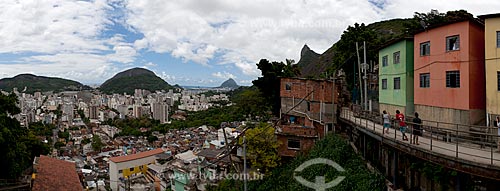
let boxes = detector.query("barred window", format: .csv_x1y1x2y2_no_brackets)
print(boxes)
394,77,401,90
393,51,400,64
446,35,460,51
420,41,430,56
446,71,460,88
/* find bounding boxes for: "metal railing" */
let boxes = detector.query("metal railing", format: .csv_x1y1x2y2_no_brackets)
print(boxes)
340,107,500,166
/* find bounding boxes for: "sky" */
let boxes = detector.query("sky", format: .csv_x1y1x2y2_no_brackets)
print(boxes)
0,0,499,87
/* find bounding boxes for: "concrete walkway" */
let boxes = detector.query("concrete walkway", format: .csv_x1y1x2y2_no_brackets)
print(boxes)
341,110,500,167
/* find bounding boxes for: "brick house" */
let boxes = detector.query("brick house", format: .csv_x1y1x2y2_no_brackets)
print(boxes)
277,77,338,158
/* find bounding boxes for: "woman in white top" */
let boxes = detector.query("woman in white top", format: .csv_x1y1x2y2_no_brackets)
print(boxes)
383,110,390,134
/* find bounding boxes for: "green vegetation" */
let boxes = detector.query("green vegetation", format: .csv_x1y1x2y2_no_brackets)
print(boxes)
92,135,103,152
99,68,173,95
29,122,55,137
0,93,50,179
77,109,90,124
240,122,280,174
252,59,300,115
208,134,385,191
0,74,90,94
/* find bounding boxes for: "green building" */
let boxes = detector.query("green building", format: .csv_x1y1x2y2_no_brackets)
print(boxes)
378,38,414,116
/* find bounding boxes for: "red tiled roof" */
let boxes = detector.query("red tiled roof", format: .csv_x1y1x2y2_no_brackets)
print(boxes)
109,148,164,163
32,155,82,191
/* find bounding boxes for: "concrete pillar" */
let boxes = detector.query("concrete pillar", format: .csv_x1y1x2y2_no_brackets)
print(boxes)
385,148,389,177
392,151,398,189
363,134,366,158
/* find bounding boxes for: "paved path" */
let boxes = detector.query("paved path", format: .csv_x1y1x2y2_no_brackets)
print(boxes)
341,110,500,167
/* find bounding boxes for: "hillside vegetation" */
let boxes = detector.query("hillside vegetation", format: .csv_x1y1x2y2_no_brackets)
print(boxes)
0,74,90,94
208,134,385,191
99,68,173,95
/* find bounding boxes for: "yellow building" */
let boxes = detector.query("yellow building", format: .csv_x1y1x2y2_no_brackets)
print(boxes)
479,13,500,124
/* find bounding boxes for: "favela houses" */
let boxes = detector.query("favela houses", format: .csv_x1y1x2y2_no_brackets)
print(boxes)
2,1,500,191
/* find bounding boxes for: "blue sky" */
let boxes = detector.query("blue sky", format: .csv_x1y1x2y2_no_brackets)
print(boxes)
0,0,498,87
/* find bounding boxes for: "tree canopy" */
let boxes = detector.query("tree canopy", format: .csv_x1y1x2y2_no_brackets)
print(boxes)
0,93,50,179
252,59,299,115
240,122,280,175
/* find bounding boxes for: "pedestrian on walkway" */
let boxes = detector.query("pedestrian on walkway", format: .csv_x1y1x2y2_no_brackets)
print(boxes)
382,110,391,134
395,110,408,141
497,116,500,152
412,112,422,145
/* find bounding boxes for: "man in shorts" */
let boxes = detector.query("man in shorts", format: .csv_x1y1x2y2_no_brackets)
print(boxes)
412,112,422,145
382,110,391,134
395,110,408,141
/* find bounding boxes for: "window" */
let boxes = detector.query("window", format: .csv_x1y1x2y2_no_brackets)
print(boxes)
382,55,388,67
420,41,430,56
446,35,460,51
285,83,291,91
307,102,310,111
287,139,300,149
130,167,135,172
446,71,460,88
382,79,387,90
497,31,500,48
497,71,500,91
393,51,400,64
118,170,123,174
394,77,401,90
420,73,430,88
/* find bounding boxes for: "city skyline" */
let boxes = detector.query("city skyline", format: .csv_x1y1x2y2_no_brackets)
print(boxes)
0,0,499,87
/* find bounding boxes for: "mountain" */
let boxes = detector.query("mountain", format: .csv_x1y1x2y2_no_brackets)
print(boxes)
0,74,90,94
296,44,320,77
298,18,414,78
219,78,239,89
99,68,172,95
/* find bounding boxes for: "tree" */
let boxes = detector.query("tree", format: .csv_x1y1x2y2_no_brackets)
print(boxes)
0,93,49,178
91,135,103,152
252,59,298,115
240,122,280,174
232,88,269,119
404,9,474,35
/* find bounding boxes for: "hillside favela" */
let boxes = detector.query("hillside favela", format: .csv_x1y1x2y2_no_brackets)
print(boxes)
2,1,500,191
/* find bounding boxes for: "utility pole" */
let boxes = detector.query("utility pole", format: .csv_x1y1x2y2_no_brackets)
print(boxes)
356,42,363,108
243,136,247,191
363,41,368,111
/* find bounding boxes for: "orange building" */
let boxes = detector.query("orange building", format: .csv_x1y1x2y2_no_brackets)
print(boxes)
277,77,338,158
413,19,485,127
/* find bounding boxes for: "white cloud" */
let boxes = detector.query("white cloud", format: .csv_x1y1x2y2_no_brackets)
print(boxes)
212,71,236,79
123,0,382,78
0,0,112,54
145,62,157,67
1,0,500,85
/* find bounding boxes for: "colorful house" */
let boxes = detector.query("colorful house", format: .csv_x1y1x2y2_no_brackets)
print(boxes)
378,38,414,115
479,13,500,125
413,19,485,127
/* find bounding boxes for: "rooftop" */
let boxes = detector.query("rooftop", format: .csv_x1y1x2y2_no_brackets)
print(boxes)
109,148,164,163
32,155,82,191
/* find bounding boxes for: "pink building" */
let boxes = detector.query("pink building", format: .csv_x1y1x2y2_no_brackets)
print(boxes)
413,19,485,127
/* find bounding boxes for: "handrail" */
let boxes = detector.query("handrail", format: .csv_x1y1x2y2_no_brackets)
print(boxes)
340,107,500,166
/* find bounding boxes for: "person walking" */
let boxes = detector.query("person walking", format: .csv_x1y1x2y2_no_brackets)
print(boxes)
395,110,408,141
412,112,422,145
382,110,391,134
497,116,500,152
